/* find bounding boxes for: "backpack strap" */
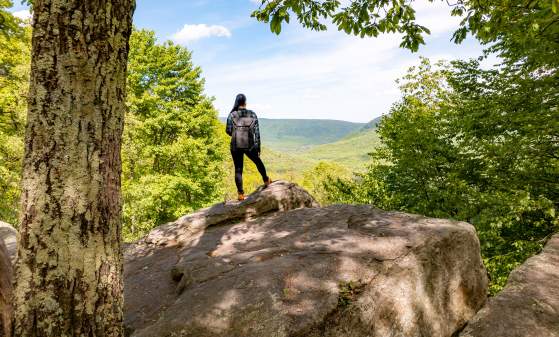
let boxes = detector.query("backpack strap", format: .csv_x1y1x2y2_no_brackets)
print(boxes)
231,111,240,126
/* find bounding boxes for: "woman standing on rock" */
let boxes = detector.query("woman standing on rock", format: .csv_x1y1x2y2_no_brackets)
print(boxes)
226,94,272,201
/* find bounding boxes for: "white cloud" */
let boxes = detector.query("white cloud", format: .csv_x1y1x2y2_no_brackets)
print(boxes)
205,33,412,122
12,9,31,20
413,0,463,36
195,0,485,122
172,24,232,44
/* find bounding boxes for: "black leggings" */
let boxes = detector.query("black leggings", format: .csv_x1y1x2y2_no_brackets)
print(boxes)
231,148,268,194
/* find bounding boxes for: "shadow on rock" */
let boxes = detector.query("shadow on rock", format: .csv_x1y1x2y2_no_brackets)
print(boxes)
124,181,488,337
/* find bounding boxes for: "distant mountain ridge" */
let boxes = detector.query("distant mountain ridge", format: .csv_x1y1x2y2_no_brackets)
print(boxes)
219,117,370,152
360,116,383,131
219,116,382,171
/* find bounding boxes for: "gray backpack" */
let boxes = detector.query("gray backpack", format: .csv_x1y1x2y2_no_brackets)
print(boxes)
231,111,256,150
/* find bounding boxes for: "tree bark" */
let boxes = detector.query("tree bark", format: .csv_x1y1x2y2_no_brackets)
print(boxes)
13,1,135,336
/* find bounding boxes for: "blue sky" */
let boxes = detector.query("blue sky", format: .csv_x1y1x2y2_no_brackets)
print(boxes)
11,1,490,123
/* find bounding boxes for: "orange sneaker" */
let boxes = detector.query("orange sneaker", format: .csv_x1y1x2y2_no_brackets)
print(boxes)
237,193,246,201
264,177,273,187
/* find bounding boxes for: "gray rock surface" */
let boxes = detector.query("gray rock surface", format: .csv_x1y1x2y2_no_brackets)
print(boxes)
460,234,559,337
124,181,488,337
0,239,13,337
133,180,320,248
0,222,15,336
0,222,16,264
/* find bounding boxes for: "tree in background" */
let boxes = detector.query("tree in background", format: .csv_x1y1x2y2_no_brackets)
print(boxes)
451,0,559,70
302,161,351,205
0,7,29,225
123,29,226,241
447,59,558,292
322,0,558,294
325,56,558,293
0,0,20,34
13,0,136,335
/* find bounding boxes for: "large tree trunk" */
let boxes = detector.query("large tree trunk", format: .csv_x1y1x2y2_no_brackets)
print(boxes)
13,1,135,336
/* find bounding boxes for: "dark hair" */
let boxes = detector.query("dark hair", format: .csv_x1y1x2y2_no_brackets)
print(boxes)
231,93,247,112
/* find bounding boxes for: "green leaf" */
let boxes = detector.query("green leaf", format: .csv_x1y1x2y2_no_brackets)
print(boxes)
270,15,282,34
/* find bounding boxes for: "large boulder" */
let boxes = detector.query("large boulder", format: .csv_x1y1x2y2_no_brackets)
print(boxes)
460,234,559,337
0,240,13,337
124,182,488,337
0,222,16,264
0,222,15,336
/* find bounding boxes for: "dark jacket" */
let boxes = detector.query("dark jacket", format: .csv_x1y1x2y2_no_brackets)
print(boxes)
226,108,261,152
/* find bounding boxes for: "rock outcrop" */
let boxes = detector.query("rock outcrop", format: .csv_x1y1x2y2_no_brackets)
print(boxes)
0,222,15,337
0,222,16,264
132,181,319,248
0,239,13,337
460,234,559,337
124,181,488,337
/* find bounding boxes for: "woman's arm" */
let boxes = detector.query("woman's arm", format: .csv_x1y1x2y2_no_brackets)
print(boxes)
254,114,261,153
225,112,233,136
